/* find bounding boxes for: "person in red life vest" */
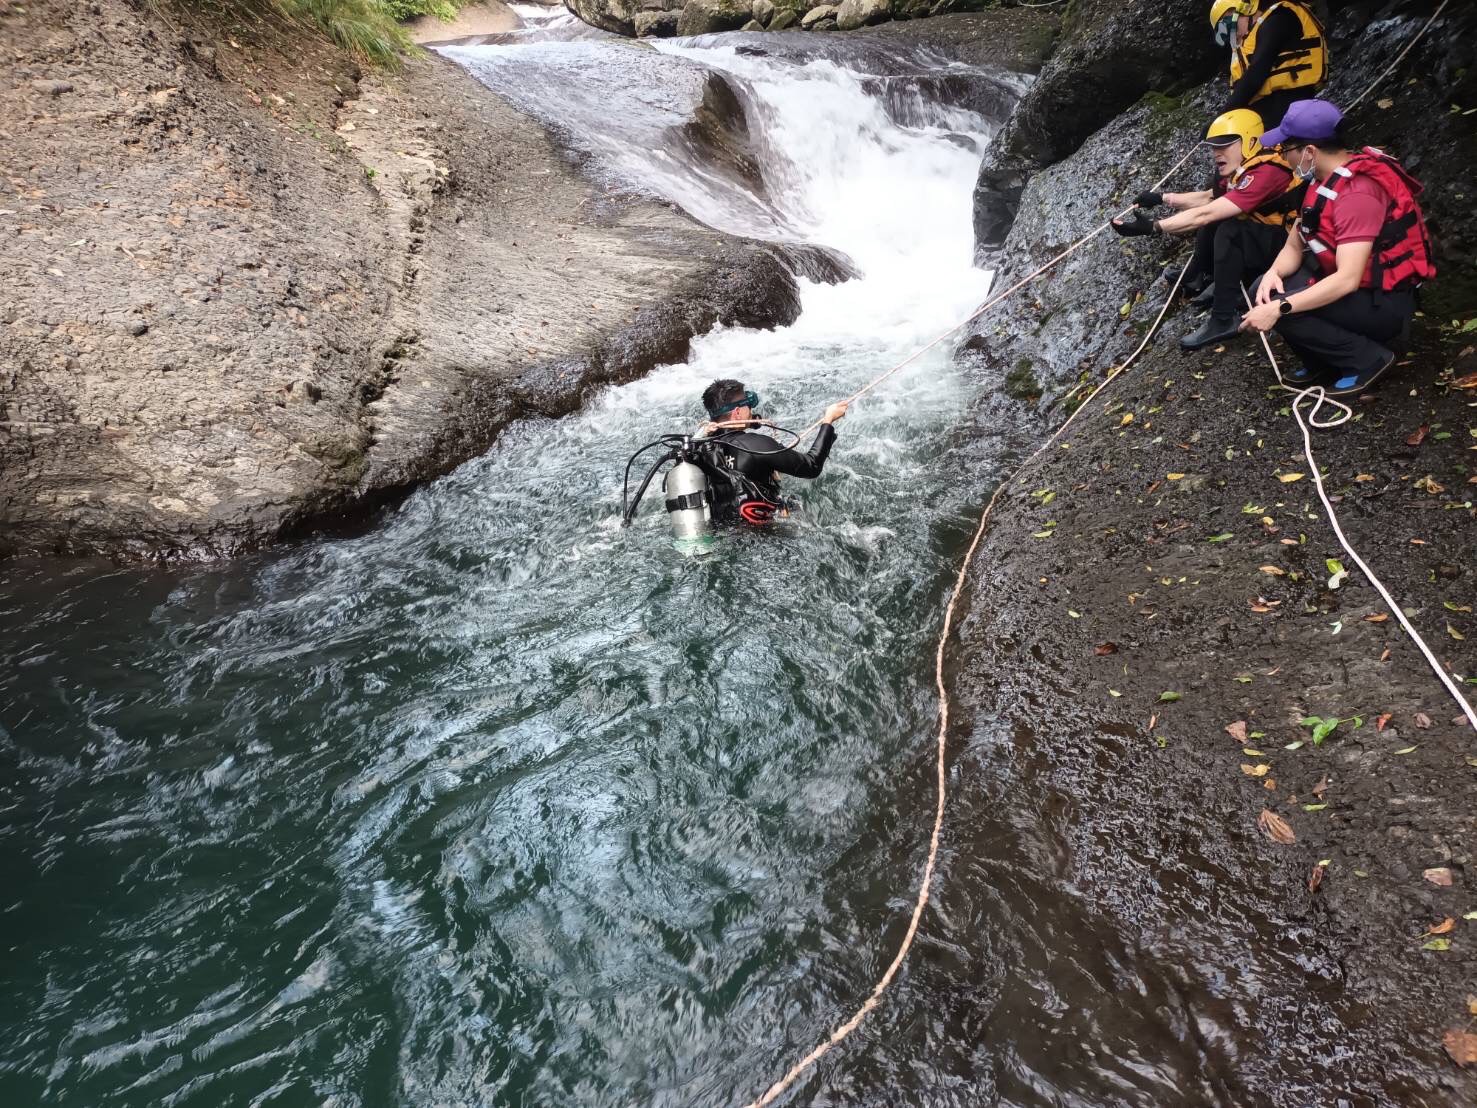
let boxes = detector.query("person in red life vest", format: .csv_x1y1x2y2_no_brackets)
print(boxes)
1112,108,1303,350
1241,99,1436,395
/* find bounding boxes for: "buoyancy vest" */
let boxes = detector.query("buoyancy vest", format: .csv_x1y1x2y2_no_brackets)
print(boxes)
1297,147,1436,292
1214,150,1306,227
1231,1,1327,100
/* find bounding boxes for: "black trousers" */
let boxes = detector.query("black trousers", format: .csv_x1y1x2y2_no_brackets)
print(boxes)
1211,219,1288,315
1273,269,1415,377
1246,87,1317,130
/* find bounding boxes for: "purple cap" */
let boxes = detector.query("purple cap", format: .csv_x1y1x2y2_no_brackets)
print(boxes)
1261,99,1343,147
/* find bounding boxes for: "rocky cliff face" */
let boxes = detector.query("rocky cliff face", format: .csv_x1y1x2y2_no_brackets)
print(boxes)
0,0,809,559
951,1,1477,1097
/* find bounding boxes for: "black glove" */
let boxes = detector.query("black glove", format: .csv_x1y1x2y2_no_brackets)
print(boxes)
1134,190,1164,209
1112,211,1159,237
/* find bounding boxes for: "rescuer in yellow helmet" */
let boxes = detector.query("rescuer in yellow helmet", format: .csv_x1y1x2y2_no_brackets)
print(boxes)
1209,0,1327,128
1112,108,1305,350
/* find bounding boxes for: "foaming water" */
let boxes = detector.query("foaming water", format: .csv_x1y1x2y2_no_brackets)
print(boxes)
0,32,1226,1108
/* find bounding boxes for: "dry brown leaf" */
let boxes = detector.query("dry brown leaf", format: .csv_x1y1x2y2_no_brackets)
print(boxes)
1309,864,1324,893
1415,712,1432,729
1453,373,1477,391
1445,1029,1477,1067
1279,537,1299,546
1249,596,1282,613
1467,995,1477,1017
1406,424,1429,447
1429,917,1456,935
1225,720,1249,743
1259,565,1287,576
1258,809,1296,844
1376,713,1392,732
1148,712,1159,731
1312,776,1329,798
1242,763,1271,777
1264,778,1277,790
1263,667,1282,677
1278,472,1305,483
1380,648,1392,662
1094,642,1118,656
1364,612,1390,623
1424,867,1454,887
1354,473,1375,483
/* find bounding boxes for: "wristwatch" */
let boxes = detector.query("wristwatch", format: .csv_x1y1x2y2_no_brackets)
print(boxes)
1278,297,1294,316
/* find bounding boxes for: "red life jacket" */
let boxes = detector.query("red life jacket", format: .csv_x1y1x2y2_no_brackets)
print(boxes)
1297,147,1436,292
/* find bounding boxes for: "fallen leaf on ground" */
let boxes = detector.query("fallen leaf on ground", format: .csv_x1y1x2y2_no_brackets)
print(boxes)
1380,648,1392,662
1120,412,1134,426
1452,372,1477,390
1309,864,1324,892
1446,1029,1477,1068
1450,624,1467,641
1415,712,1432,729
1354,473,1375,482
1242,763,1271,777
1376,713,1392,731
1148,713,1158,730
1225,720,1249,743
1429,917,1456,935
1166,472,1185,480
1406,424,1429,447
1250,596,1283,613
1416,475,1445,494
1259,565,1286,576
1278,472,1305,483
1425,867,1454,887
1094,642,1118,655
1312,776,1329,798
1258,809,1296,844
1158,691,1182,703
1445,601,1474,613
1364,612,1390,623
1424,937,1452,951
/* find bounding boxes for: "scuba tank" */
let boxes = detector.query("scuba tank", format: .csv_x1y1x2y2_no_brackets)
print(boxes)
662,458,713,555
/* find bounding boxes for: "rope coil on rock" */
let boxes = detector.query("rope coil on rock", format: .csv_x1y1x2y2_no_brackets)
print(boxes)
1240,283,1477,732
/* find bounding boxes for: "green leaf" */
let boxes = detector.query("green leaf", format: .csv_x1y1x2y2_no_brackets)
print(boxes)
1158,691,1182,702
1249,731,1265,739
1284,740,1305,750
1393,745,1417,754
1464,911,1477,921
1207,532,1234,543
1311,718,1339,744
1303,803,1327,811
1422,938,1451,951
1325,558,1345,576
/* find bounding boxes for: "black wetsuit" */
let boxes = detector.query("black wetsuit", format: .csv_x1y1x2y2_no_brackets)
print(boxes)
706,423,837,520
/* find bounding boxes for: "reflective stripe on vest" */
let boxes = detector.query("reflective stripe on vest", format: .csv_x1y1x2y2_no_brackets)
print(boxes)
1296,151,1436,291
1230,1,1328,99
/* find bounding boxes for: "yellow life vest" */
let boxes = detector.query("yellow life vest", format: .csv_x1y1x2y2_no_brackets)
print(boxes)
1223,151,1306,228
1230,1,1327,99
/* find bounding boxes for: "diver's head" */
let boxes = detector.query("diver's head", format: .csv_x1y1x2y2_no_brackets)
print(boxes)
703,378,760,426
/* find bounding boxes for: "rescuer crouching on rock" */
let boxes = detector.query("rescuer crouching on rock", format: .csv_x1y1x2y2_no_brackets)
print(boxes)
1112,108,1303,351
1240,100,1437,396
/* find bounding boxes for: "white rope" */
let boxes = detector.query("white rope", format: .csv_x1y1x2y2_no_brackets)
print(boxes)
1342,0,1450,111
740,204,1196,1108
1240,285,1477,731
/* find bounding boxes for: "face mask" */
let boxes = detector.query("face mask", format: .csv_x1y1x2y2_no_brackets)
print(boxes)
1294,151,1316,182
1214,14,1236,46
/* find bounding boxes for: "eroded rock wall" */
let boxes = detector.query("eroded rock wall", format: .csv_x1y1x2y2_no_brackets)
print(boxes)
0,0,806,559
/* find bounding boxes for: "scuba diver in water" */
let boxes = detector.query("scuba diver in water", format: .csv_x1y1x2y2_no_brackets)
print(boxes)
697,379,848,524
619,378,848,548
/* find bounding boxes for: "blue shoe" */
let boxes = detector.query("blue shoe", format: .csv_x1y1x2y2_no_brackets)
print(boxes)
1326,350,1396,396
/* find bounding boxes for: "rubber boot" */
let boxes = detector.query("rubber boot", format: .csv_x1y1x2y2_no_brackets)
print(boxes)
1179,312,1241,351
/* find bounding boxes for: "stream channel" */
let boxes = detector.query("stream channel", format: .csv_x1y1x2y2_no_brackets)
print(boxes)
2,21,1249,1108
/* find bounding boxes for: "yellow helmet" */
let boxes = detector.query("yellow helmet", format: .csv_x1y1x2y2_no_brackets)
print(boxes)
1209,0,1255,45
1204,108,1266,162
1208,0,1255,23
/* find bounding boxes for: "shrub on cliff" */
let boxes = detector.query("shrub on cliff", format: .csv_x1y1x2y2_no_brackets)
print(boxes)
177,0,464,65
